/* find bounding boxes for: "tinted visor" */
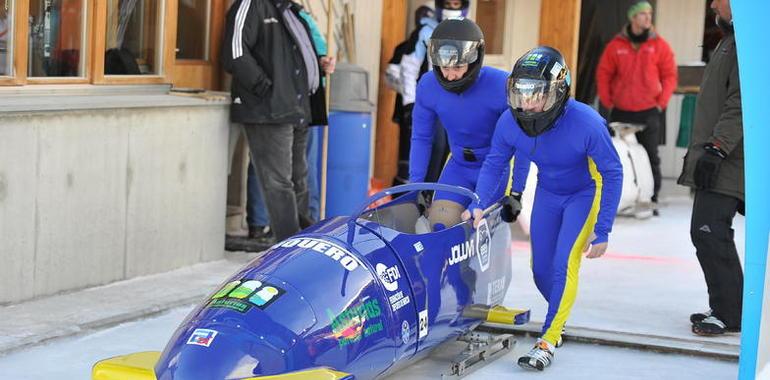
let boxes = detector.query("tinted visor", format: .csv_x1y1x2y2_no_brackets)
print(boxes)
428,39,481,67
507,78,564,115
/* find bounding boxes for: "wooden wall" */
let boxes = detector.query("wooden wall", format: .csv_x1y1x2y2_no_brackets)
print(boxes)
373,0,407,185
538,0,581,89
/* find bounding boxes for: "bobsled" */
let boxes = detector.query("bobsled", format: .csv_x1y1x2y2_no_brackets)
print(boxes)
92,183,529,380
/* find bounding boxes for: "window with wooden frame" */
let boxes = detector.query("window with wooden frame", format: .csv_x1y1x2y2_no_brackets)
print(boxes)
176,0,210,61
27,0,88,80
0,0,14,77
0,0,178,86
470,0,514,69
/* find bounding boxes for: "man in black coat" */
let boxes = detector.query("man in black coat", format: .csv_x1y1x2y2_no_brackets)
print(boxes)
678,0,744,336
222,0,333,241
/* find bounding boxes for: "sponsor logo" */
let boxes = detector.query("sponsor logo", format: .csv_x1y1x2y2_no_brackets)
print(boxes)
376,263,401,292
279,238,360,271
449,239,475,266
328,299,383,348
449,223,492,272
521,53,543,67
401,320,410,345
233,97,242,104
550,61,563,77
413,241,424,252
263,17,279,24
418,310,428,339
187,328,218,347
388,290,411,312
208,279,284,313
476,219,492,272
487,276,507,305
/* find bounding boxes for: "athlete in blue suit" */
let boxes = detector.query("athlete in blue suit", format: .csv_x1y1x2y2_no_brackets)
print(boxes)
467,47,623,371
410,17,529,230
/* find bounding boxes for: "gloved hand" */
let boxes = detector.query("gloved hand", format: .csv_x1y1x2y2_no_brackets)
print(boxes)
500,193,523,223
694,143,726,190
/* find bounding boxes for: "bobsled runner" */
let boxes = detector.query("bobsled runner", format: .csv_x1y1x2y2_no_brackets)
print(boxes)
92,183,530,380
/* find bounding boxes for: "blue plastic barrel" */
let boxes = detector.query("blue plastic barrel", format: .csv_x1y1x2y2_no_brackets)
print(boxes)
324,111,372,217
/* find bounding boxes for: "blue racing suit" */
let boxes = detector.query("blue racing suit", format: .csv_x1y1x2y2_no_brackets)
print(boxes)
475,99,623,345
410,66,530,205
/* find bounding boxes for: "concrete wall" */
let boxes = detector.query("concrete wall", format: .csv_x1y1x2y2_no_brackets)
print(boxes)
0,104,230,304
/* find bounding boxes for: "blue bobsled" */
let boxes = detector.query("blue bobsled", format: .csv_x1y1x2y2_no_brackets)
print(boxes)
92,183,529,380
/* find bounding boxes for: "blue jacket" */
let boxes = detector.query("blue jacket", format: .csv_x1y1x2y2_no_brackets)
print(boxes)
409,66,529,191
475,99,623,243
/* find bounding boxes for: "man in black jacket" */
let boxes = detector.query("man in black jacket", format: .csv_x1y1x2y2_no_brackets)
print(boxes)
222,0,333,241
678,0,744,336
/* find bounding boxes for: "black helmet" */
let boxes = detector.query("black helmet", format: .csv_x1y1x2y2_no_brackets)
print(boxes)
428,18,485,93
507,46,571,137
434,0,470,21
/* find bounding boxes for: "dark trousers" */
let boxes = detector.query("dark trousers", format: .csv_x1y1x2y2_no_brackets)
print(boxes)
244,123,311,241
611,108,662,201
690,190,744,328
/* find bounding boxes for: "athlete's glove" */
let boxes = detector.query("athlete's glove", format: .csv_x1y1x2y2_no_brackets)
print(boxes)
500,193,523,223
694,143,726,190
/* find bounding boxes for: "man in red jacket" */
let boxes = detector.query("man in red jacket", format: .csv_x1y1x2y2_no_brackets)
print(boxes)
596,1,677,214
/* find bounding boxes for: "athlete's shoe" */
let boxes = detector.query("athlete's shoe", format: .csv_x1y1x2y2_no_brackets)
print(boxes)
517,339,555,371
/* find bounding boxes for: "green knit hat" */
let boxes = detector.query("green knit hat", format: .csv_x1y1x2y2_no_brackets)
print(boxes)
627,1,653,21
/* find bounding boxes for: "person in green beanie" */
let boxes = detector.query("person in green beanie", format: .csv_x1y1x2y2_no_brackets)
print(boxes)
596,1,677,216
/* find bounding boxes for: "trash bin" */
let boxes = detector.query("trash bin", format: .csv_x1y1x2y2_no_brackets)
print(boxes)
325,62,375,217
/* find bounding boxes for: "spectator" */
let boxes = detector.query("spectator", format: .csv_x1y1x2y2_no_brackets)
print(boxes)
242,8,330,243
596,1,677,214
678,0,743,337
222,0,334,242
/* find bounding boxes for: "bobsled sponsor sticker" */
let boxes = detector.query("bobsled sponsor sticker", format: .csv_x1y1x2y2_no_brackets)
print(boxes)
418,310,428,339
476,218,492,272
401,320,410,345
487,275,507,305
388,290,411,312
448,220,491,272
278,238,361,272
207,279,285,313
376,263,401,292
328,299,384,348
449,238,475,266
187,328,218,347
377,263,411,312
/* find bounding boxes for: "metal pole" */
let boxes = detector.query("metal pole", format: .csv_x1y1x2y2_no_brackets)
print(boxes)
320,0,334,220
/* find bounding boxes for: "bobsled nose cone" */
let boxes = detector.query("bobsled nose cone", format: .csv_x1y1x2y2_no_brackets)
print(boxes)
155,325,288,380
